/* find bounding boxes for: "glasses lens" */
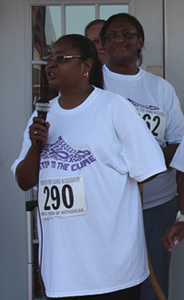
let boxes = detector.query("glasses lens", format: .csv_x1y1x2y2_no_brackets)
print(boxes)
121,32,134,39
105,31,137,42
42,55,65,64
54,55,65,63
105,34,116,42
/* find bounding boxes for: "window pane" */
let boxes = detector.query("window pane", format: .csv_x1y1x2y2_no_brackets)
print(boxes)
66,6,95,35
100,5,129,20
32,64,58,108
32,6,61,61
49,6,62,40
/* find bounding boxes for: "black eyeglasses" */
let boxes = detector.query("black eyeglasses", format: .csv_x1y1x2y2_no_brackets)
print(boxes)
42,54,84,65
105,31,138,42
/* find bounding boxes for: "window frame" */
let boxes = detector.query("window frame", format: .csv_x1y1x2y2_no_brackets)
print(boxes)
25,0,134,116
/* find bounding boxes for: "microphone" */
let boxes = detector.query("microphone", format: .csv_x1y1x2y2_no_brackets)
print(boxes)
35,98,50,154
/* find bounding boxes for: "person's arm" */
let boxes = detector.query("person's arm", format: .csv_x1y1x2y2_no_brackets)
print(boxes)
162,143,179,167
139,144,178,184
162,223,184,252
177,171,184,213
16,146,39,191
162,171,184,251
16,117,50,191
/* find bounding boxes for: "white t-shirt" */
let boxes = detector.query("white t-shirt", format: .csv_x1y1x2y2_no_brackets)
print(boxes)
170,135,184,172
103,66,184,209
11,88,166,298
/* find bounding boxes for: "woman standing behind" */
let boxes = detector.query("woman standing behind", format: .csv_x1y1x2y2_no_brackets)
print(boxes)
100,13,184,300
11,34,166,300
84,19,106,65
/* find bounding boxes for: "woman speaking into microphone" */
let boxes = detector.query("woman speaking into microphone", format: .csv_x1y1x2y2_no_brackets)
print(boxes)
11,34,166,300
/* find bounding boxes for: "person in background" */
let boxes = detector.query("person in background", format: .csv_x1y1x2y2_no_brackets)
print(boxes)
85,19,107,65
162,137,184,252
11,33,166,300
100,13,184,300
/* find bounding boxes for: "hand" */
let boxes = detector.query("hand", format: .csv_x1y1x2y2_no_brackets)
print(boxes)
29,117,50,148
162,223,184,251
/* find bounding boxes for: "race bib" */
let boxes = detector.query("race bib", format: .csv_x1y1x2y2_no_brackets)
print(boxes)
136,107,165,145
39,175,87,219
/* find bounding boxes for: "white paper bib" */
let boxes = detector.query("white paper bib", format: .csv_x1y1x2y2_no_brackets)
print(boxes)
39,175,87,219
136,107,165,146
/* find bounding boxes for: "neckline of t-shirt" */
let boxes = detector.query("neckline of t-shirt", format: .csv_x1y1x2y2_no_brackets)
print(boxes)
103,64,144,81
53,87,100,115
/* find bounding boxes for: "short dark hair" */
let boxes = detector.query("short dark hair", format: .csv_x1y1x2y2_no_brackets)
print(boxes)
55,34,103,89
84,19,106,37
100,13,145,66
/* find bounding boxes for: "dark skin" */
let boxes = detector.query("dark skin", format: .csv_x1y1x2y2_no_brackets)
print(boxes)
16,117,49,190
45,39,94,109
104,17,178,169
162,172,184,251
163,143,179,168
16,38,94,191
162,222,184,252
104,18,143,75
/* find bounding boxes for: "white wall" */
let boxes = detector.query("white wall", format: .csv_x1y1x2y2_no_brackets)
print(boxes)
135,0,164,76
165,0,184,112
165,2,184,299
0,0,28,299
